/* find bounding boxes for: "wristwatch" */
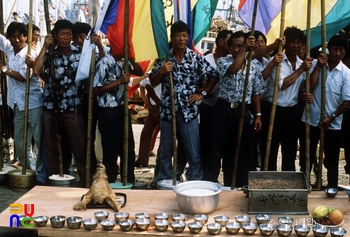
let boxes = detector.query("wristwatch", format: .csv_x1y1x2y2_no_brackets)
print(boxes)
201,90,207,96
1,66,7,73
331,113,337,118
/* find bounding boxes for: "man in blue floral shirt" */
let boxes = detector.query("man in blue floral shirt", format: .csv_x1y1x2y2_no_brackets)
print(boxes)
93,51,143,185
33,20,87,186
213,31,266,188
149,21,217,182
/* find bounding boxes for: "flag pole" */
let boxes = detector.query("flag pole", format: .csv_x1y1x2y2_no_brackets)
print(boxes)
122,0,130,186
316,0,327,190
44,0,64,177
263,0,286,171
304,0,312,185
231,0,259,190
21,0,34,174
85,0,98,188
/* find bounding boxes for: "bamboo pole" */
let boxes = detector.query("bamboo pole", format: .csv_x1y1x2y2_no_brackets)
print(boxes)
122,0,130,186
21,0,34,175
304,0,311,185
263,0,286,171
231,0,259,190
316,0,327,190
169,72,177,186
4,0,17,31
43,0,63,177
0,0,5,170
85,0,98,188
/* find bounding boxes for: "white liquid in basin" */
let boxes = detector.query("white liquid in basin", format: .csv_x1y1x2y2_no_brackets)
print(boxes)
180,188,215,196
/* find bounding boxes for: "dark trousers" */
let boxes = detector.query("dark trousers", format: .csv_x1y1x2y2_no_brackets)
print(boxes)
43,111,87,186
98,106,135,184
342,109,350,174
299,122,341,188
260,101,299,171
211,99,253,187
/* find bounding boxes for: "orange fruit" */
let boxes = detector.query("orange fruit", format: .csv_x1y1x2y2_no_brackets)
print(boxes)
328,209,343,225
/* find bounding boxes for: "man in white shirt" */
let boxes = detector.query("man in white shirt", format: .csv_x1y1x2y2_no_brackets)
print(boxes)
260,26,312,171
299,34,350,188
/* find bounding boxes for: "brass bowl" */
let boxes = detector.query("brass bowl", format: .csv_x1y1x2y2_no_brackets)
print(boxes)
172,213,187,222
330,227,347,237
313,225,329,237
256,214,271,225
242,222,258,235
50,215,66,228
94,211,109,222
214,215,229,226
66,216,82,229
294,224,310,237
34,215,49,227
259,223,275,236
135,218,150,231
206,222,222,235
171,221,186,233
193,214,209,224
118,219,134,231
278,216,293,225
101,219,115,231
18,215,32,226
114,212,129,223
226,221,241,234
83,218,98,230
154,212,169,220
277,224,293,237
235,215,251,225
154,219,169,232
135,212,150,219
188,221,204,234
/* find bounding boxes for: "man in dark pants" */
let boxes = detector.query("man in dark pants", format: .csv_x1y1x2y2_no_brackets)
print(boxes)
260,27,312,171
299,35,350,188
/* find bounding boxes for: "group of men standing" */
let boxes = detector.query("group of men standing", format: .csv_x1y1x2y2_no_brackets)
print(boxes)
0,17,349,189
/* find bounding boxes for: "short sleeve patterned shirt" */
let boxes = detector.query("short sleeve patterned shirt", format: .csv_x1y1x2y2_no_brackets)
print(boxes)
150,48,216,122
216,55,266,103
43,45,82,112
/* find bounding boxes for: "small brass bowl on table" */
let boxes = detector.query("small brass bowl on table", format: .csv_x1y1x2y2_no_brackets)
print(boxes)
135,218,150,231
206,222,222,235
66,216,82,229
294,224,310,237
330,227,347,237
278,216,294,225
18,215,32,226
214,215,229,226
154,212,169,221
135,212,150,219
256,214,271,225
50,215,66,228
225,221,241,234
154,219,169,232
94,211,109,222
259,223,275,236
188,221,204,234
193,214,209,224
83,218,98,231
242,222,258,235
118,219,134,231
235,215,251,225
101,219,115,231
277,223,293,237
313,225,329,237
172,213,187,222
170,221,186,233
34,216,49,227
114,211,129,223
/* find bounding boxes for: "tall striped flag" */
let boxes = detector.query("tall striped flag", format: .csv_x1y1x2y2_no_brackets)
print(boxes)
238,0,350,49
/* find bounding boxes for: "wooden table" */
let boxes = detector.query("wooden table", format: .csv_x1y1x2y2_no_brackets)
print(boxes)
0,186,348,236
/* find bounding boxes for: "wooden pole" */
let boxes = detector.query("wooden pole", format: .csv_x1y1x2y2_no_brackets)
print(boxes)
304,0,312,185
85,0,98,188
4,0,17,30
122,0,130,186
43,0,63,177
316,0,327,190
231,0,259,189
21,0,34,175
0,0,5,170
169,72,177,186
263,0,286,171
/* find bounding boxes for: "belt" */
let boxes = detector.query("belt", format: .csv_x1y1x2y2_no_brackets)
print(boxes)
218,98,240,108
